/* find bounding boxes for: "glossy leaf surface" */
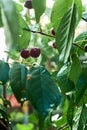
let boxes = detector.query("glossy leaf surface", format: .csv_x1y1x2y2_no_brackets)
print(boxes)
57,64,75,94
75,68,87,105
0,104,10,118
0,60,9,84
73,105,87,130
67,95,74,128
9,62,28,103
18,14,31,50
51,0,72,31
51,0,82,31
26,66,61,117
69,54,82,85
56,4,77,63
74,31,87,55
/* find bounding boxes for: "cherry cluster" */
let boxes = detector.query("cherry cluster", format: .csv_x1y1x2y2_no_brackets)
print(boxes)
20,48,41,59
50,28,56,48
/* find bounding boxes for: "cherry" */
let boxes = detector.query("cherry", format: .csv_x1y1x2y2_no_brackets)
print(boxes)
84,44,87,52
20,49,30,59
50,28,55,36
24,0,33,9
29,48,41,58
52,42,57,48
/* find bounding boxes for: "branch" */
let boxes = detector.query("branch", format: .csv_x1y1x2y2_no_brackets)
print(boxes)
0,120,9,130
23,28,55,38
23,27,87,52
82,17,87,22
3,84,6,99
73,42,85,51
2,84,7,107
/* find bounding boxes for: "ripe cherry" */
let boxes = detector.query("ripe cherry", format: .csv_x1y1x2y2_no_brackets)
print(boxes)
84,44,87,52
29,48,41,58
20,49,30,59
24,0,33,9
52,42,57,48
51,28,56,36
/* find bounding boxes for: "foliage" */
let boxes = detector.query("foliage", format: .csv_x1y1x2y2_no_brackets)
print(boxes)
0,0,87,130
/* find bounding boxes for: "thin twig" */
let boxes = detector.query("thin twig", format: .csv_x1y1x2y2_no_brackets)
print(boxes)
23,28,55,38
73,42,85,51
82,17,87,22
3,84,6,99
0,120,9,130
23,28,87,52
2,84,7,107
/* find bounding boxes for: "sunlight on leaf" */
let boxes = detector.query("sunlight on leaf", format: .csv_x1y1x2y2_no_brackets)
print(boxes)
56,4,77,63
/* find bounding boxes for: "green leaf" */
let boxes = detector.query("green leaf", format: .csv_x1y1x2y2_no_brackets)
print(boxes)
51,0,82,31
0,60,10,84
16,123,34,130
54,98,68,127
74,31,87,44
9,62,28,103
32,0,46,22
69,54,82,85
77,105,87,130
56,4,77,63
75,0,82,23
26,66,61,117
57,64,75,94
75,67,87,105
15,2,23,12
0,104,10,118
67,95,74,128
0,0,19,51
74,31,87,55
51,0,73,31
0,96,11,107
82,12,87,21
73,105,87,130
0,7,3,27
18,14,31,50
38,113,45,130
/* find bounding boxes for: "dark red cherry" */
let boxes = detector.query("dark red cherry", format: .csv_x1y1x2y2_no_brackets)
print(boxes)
24,0,33,9
84,44,87,52
51,28,56,36
20,49,30,59
52,42,57,48
29,48,41,58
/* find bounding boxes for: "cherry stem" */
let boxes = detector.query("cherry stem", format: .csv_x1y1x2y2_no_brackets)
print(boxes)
23,28,55,38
